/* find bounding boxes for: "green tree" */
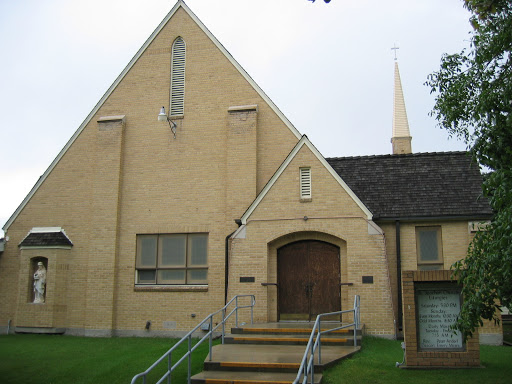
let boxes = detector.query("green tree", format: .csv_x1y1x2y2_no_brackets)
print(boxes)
426,0,512,338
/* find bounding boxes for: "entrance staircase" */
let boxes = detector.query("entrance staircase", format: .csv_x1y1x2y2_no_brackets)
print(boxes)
190,322,362,384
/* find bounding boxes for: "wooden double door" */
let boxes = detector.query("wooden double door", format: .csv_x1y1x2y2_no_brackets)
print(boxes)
277,240,341,321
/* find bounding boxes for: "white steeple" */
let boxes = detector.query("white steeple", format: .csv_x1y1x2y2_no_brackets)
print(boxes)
391,60,412,154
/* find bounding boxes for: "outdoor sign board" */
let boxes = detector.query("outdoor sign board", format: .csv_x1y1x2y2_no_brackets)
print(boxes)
416,284,464,351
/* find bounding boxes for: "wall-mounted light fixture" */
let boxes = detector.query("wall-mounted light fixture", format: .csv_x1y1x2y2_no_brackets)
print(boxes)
158,106,177,139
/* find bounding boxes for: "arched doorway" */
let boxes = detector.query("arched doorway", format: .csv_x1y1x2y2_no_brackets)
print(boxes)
277,240,341,321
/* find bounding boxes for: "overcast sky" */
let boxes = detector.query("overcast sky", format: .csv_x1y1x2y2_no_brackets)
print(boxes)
0,0,473,236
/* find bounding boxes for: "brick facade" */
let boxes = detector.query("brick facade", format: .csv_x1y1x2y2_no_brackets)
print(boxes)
0,2,501,345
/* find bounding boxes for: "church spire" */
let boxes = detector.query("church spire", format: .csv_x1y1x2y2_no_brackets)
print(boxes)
391,56,412,155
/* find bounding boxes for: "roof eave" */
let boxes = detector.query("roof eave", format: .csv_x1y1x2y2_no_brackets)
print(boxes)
373,214,493,222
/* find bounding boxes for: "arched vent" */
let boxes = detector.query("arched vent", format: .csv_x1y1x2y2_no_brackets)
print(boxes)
170,37,186,116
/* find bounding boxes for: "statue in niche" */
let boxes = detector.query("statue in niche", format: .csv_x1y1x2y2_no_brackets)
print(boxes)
33,262,47,303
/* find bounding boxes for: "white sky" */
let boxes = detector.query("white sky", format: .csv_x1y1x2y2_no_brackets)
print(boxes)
0,0,472,236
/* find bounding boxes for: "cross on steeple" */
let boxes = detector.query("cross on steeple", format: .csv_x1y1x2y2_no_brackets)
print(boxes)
391,44,399,61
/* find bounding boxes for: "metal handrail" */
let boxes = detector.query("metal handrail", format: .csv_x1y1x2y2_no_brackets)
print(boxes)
293,295,360,384
130,294,256,384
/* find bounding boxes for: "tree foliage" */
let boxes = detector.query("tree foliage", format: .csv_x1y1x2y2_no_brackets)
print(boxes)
426,0,512,338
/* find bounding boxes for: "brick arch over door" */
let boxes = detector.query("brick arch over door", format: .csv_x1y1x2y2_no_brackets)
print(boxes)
278,240,341,321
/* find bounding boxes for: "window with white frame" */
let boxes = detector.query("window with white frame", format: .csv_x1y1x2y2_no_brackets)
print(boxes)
170,37,186,116
136,233,208,285
416,226,443,270
300,167,312,199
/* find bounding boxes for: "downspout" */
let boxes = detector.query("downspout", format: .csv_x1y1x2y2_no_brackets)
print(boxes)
396,220,403,333
225,219,242,305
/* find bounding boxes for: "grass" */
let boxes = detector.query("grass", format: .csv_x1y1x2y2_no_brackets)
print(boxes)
1,334,511,384
323,336,512,384
0,334,218,384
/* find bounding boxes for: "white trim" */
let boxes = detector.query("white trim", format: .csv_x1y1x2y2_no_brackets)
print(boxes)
29,227,63,233
368,221,384,235
232,224,246,239
240,136,373,224
19,246,73,250
134,284,208,288
228,105,258,112
3,0,301,232
97,115,126,122
300,167,312,199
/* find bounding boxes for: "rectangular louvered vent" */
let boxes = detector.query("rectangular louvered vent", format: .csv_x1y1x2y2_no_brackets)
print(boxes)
170,38,186,116
300,167,312,199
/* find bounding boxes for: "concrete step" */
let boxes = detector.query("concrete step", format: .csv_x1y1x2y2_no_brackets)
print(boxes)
232,322,362,337
190,323,362,384
190,370,322,384
224,333,361,346
201,344,360,373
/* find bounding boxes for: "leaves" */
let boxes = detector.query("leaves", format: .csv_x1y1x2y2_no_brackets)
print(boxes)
429,1,512,339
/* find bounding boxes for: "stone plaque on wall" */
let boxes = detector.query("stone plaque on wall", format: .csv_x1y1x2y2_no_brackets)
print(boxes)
416,285,464,350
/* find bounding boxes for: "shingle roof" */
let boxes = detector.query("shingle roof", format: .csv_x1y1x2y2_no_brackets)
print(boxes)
326,152,492,220
19,229,73,247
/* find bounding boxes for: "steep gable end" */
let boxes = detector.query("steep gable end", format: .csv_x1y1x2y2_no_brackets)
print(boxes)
3,0,301,232
240,135,373,224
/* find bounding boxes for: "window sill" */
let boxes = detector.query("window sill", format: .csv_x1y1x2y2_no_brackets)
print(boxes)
134,285,208,292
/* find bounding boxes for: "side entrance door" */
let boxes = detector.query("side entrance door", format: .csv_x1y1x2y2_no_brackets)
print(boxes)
277,240,341,321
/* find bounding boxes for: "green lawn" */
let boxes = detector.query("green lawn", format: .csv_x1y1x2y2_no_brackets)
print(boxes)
1,334,511,384
323,336,512,384
0,334,216,384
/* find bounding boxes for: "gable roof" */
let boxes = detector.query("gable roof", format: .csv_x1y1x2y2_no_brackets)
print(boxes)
3,0,301,232
19,227,73,248
327,152,492,220
240,135,373,224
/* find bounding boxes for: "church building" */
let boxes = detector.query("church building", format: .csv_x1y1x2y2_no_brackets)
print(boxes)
0,1,501,345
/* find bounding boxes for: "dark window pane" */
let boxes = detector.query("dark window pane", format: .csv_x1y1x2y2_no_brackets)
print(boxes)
140,237,157,267
138,270,156,284
160,235,186,266
189,234,207,266
187,269,208,284
158,269,186,284
419,230,439,261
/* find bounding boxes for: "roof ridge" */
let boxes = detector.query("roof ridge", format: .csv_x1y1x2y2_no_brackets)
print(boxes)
326,151,470,161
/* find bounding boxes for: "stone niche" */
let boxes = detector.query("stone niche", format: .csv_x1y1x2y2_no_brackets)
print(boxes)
401,270,480,368
15,228,72,334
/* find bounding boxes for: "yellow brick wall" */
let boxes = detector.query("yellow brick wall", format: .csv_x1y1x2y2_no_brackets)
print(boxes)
0,7,299,336
229,144,396,336
382,220,502,341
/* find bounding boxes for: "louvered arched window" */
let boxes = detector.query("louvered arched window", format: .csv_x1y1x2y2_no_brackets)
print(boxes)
170,37,186,116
